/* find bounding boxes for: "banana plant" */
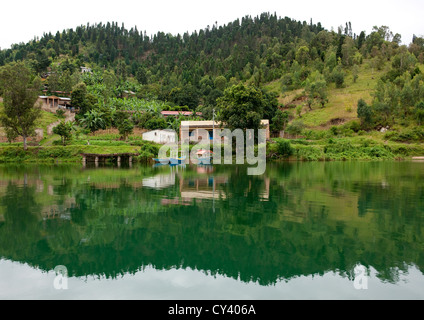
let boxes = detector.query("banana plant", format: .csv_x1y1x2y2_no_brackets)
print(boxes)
79,110,107,132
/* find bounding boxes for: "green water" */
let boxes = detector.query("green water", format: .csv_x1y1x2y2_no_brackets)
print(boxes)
0,162,423,300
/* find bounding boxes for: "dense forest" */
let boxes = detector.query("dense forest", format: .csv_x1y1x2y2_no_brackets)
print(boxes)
1,12,424,139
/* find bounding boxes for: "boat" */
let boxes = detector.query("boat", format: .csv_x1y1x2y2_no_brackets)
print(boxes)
153,158,170,165
170,157,186,165
198,157,212,165
196,150,214,165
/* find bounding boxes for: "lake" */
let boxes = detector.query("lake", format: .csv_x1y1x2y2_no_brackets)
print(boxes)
0,161,423,300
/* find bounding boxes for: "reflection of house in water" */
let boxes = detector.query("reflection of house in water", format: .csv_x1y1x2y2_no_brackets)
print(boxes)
248,178,270,202
180,175,228,200
179,174,270,202
142,173,176,189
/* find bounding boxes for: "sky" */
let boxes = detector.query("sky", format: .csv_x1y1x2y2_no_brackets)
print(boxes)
1,0,423,49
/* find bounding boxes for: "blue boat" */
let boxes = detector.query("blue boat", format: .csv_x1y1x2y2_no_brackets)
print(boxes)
153,158,170,165
170,157,186,165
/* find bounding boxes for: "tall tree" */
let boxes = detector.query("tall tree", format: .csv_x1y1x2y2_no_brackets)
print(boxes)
415,101,424,125
0,62,42,150
271,110,289,136
357,99,373,129
216,84,264,133
71,82,95,116
304,71,328,110
52,121,75,145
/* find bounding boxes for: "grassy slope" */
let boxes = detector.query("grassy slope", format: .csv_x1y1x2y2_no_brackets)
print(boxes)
265,60,389,129
37,110,60,137
302,65,386,129
264,60,424,159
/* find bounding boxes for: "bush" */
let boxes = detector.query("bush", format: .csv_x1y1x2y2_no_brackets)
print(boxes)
331,68,345,88
365,146,393,159
276,139,294,159
387,128,424,142
348,121,361,133
144,117,168,130
287,121,305,137
135,141,160,162
330,126,340,136
324,139,354,154
303,130,330,140
56,109,66,118
294,145,325,161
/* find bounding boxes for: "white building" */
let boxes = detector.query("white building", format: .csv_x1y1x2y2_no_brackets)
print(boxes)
142,130,177,144
80,67,92,74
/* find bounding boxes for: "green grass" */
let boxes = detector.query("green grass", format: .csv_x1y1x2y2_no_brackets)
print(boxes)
299,62,388,128
36,110,60,136
266,60,390,129
0,140,161,163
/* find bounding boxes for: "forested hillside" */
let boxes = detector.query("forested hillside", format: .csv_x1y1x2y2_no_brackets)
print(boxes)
1,12,424,145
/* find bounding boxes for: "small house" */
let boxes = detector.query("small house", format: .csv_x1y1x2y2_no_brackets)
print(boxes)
38,96,72,110
80,67,92,74
180,120,270,142
142,130,177,144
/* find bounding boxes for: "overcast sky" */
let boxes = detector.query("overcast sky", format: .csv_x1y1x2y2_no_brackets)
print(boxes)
1,0,423,49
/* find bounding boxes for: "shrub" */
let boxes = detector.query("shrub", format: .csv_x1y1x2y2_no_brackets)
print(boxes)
295,145,325,161
348,121,361,133
365,146,394,159
56,109,66,118
387,128,424,142
287,121,305,138
135,141,160,162
303,130,330,140
118,119,134,141
330,126,340,136
52,121,74,146
276,139,294,159
144,117,168,130
331,68,345,88
324,139,354,154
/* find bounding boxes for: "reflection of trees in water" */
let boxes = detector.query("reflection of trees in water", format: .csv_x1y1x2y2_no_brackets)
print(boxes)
0,163,423,285
0,182,42,263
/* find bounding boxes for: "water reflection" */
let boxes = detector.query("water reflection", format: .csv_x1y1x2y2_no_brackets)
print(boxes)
0,162,423,298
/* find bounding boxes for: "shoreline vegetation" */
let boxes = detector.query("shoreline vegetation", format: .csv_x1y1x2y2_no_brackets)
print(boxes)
0,134,423,164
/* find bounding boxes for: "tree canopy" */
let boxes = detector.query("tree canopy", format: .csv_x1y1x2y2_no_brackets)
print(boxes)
0,62,41,149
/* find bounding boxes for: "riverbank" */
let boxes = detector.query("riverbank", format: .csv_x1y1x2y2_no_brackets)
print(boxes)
0,141,160,164
1,136,424,163
267,136,424,161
